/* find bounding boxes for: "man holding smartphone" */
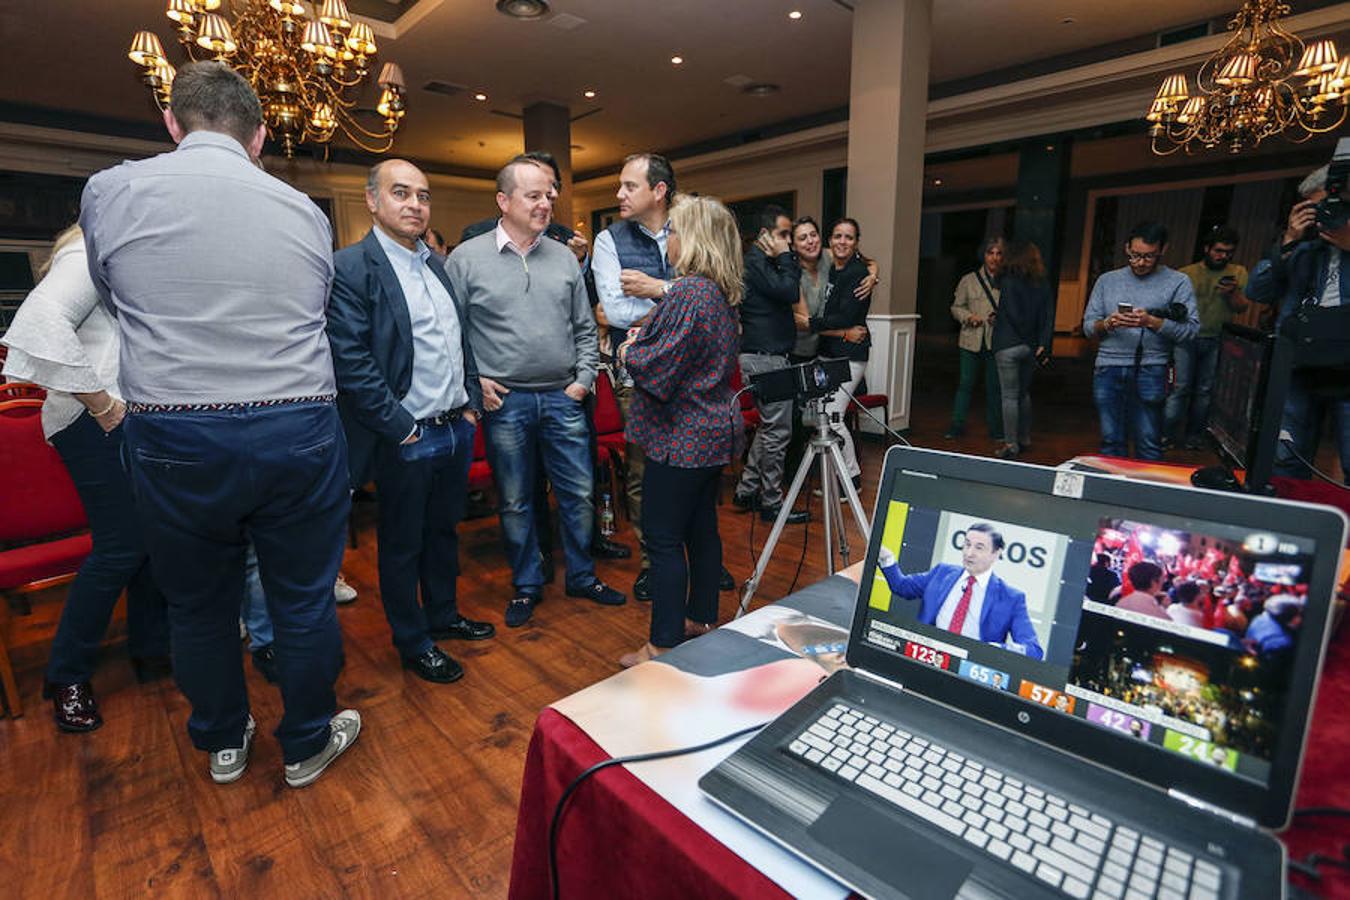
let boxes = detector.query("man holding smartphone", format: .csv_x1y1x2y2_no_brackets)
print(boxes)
1168,226,1248,449
328,159,495,684
1082,221,1199,460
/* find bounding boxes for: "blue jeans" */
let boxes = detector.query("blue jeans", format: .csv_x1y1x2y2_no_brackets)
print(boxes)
45,412,169,685
483,388,595,594
242,544,272,651
1093,364,1167,461
1164,337,1220,443
124,402,350,764
994,344,1036,452
1275,371,1350,481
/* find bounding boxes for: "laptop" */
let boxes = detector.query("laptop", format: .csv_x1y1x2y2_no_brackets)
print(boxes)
700,446,1347,900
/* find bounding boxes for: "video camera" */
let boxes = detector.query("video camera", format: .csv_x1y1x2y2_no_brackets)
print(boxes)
1315,137,1350,232
748,357,852,404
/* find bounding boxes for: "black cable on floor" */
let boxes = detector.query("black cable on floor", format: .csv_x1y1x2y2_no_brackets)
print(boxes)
547,721,769,900
1279,439,1349,490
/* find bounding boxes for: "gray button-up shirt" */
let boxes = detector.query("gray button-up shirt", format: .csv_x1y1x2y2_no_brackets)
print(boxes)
80,130,336,405
370,226,468,418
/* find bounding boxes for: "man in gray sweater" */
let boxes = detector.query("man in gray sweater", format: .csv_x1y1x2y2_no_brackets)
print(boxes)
447,155,625,627
1082,221,1198,461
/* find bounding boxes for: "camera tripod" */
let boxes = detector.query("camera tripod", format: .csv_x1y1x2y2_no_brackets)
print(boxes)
736,395,873,618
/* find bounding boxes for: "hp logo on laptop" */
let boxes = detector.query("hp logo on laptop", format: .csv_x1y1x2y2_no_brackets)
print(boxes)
1017,711,1031,725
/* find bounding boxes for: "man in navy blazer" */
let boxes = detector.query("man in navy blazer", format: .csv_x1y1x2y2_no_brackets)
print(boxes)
878,523,1044,660
327,159,495,684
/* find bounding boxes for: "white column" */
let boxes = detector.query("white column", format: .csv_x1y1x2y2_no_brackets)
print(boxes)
846,0,931,432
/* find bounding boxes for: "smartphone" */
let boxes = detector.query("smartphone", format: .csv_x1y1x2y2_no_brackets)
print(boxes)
1218,275,1237,286
1117,303,1134,314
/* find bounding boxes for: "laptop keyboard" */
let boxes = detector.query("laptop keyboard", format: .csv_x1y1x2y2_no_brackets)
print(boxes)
787,703,1225,900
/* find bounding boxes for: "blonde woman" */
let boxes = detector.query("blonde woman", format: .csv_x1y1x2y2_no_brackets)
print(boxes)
1,226,169,731
616,196,745,667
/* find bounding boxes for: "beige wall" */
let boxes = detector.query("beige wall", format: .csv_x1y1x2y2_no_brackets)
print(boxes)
569,139,848,241
0,123,497,252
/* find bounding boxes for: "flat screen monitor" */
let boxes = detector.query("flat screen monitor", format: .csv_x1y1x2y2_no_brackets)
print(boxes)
1206,324,1291,494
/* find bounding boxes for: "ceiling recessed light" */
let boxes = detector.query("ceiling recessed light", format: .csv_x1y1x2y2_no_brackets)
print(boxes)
741,83,781,96
670,55,684,65
933,178,943,186
473,92,488,101
788,10,802,19
496,0,550,19
583,89,596,99
1060,16,1075,24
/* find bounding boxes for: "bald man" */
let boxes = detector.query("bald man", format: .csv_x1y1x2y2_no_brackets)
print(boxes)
327,159,495,685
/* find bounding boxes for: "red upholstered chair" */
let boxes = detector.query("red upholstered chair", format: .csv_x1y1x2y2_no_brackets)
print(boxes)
730,364,760,430
0,399,93,717
468,421,494,492
845,380,889,442
591,370,626,519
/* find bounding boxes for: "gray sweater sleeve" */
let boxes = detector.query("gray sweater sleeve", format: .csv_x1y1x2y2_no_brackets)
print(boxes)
570,267,598,390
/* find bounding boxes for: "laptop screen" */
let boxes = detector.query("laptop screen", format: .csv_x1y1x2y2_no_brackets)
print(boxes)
857,458,1328,792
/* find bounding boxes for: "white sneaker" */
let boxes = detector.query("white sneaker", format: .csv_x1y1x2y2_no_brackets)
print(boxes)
284,709,362,788
210,716,256,784
334,575,357,605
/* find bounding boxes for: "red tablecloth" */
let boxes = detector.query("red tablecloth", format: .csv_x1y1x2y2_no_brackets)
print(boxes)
510,634,1350,899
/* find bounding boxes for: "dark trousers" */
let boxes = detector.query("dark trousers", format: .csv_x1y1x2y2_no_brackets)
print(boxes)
45,412,169,685
372,417,473,657
641,459,722,649
124,402,350,764
951,347,1002,437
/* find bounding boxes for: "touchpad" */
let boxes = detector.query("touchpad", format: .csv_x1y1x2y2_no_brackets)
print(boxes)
807,795,973,899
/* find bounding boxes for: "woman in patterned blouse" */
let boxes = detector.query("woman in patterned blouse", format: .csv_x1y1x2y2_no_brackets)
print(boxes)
616,195,745,667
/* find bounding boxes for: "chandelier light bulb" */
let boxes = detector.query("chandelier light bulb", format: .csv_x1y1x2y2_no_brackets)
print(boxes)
346,22,376,56
129,31,166,67
318,0,352,30
301,19,334,54
165,0,196,26
1215,53,1257,87
269,0,308,17
1156,73,1190,103
195,13,238,55
1294,39,1339,79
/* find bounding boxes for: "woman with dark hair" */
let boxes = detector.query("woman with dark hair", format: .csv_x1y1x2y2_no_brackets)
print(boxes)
790,216,827,363
946,237,1005,441
808,217,872,488
992,240,1054,459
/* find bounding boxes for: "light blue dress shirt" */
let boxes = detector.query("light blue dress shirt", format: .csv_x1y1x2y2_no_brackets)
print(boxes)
80,130,335,405
371,226,468,419
592,221,669,329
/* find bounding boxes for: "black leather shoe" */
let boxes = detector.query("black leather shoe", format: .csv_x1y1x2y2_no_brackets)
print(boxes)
131,654,173,684
565,580,626,606
45,682,102,733
732,492,759,512
591,537,632,560
719,566,735,592
252,647,279,684
633,569,652,602
760,505,810,525
540,552,556,585
402,646,464,684
505,596,537,628
430,616,496,641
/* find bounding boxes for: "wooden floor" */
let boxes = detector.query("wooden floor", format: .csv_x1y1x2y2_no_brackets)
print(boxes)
0,335,1338,897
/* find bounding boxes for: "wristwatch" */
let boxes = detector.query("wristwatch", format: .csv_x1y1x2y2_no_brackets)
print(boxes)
660,280,671,298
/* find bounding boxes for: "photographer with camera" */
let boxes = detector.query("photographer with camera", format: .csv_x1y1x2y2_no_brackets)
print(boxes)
1247,156,1350,483
1083,221,1199,461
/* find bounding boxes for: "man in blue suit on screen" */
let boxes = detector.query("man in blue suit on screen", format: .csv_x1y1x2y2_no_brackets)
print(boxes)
877,522,1044,660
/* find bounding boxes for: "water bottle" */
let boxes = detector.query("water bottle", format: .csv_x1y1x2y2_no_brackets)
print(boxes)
600,492,615,537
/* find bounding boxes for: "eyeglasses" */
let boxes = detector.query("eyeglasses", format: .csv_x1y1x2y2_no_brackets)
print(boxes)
1126,251,1161,262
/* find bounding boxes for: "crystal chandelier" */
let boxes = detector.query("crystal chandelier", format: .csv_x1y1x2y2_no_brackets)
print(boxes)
128,0,408,158
1145,0,1348,155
